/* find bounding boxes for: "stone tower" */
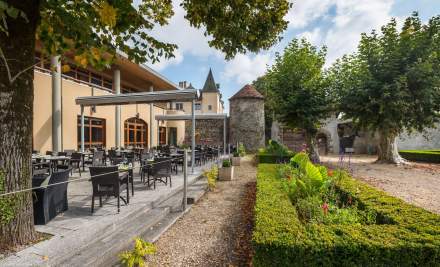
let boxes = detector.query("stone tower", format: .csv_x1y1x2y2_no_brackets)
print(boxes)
229,84,265,152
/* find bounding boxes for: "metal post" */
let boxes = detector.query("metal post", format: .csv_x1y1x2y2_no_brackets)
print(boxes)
51,55,62,152
114,69,121,148
191,99,195,173
149,85,154,150
80,105,85,152
183,148,188,210
223,118,226,156
157,120,160,147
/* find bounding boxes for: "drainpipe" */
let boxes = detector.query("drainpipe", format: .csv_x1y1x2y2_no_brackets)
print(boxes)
51,56,62,152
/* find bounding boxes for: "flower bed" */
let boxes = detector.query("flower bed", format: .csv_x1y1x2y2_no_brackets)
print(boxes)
257,140,295,163
253,162,440,266
399,150,440,163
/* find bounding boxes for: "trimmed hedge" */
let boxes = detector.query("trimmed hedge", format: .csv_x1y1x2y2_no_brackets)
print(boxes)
253,164,440,267
257,151,295,164
399,150,440,163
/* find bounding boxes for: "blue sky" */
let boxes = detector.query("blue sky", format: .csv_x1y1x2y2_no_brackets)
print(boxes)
148,1,440,113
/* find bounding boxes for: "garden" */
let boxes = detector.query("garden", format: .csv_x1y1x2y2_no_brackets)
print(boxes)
252,153,440,266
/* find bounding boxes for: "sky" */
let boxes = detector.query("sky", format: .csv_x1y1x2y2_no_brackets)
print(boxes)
147,0,440,113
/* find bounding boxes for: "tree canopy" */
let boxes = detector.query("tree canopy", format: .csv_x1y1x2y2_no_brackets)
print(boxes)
264,39,331,162
329,13,440,163
1,0,291,73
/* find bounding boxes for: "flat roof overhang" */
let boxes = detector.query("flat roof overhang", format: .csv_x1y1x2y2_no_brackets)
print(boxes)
75,89,198,106
155,113,228,121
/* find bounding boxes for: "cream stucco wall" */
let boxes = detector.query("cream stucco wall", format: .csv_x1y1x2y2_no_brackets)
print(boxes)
201,92,220,113
33,70,185,152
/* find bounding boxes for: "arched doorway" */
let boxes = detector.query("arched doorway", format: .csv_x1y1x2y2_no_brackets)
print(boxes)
124,118,148,147
316,132,328,155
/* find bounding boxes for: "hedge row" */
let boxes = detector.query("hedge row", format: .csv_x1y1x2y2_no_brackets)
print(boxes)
256,151,295,164
399,150,440,163
253,164,440,267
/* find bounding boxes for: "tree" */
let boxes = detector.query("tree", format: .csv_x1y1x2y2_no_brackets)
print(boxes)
265,39,330,163
253,75,275,144
0,0,291,248
330,13,440,164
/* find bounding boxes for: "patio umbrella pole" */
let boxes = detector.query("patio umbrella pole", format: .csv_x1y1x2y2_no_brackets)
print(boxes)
223,117,226,156
80,105,85,152
191,99,195,174
183,148,188,210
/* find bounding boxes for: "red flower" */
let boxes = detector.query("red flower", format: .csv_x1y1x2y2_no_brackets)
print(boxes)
327,170,333,177
322,202,329,215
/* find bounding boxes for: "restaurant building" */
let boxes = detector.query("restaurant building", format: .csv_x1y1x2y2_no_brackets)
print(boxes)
32,52,186,153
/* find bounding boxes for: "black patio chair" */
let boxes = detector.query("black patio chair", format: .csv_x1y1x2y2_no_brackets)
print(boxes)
32,168,71,225
151,158,172,189
89,166,129,213
70,152,82,176
85,150,105,167
32,162,51,176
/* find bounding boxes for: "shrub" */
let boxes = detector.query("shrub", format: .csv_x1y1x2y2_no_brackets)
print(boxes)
204,165,218,191
238,143,246,157
222,159,232,168
399,150,440,163
253,164,440,267
257,141,295,163
233,151,240,157
119,237,156,267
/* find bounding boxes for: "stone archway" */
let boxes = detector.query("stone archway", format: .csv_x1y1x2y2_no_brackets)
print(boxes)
316,129,332,155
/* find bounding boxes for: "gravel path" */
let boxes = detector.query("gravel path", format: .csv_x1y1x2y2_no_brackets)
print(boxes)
321,155,440,214
148,156,257,267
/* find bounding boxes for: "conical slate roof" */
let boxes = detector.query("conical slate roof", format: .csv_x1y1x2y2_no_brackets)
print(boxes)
230,84,264,100
202,68,219,92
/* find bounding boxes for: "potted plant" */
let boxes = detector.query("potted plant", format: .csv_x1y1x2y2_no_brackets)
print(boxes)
219,159,234,181
232,151,241,166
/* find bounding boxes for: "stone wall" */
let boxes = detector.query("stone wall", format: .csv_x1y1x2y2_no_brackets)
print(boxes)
229,98,265,152
397,124,440,150
183,119,226,146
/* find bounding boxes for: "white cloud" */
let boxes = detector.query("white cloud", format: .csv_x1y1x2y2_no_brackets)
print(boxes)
222,54,272,84
297,28,323,45
323,0,394,65
286,0,334,29
147,0,220,71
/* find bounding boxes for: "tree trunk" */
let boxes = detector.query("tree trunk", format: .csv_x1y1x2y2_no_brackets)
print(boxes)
305,132,320,163
376,131,405,164
0,0,40,249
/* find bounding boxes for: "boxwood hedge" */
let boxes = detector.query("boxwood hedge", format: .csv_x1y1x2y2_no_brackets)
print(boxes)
399,150,440,163
253,164,440,267
256,151,295,164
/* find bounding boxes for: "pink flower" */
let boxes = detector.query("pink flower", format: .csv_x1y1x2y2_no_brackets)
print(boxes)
322,202,329,215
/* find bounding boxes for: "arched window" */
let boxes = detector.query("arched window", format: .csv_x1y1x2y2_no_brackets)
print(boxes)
124,118,148,147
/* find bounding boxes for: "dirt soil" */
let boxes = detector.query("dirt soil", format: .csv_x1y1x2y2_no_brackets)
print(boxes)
321,154,440,214
148,156,257,267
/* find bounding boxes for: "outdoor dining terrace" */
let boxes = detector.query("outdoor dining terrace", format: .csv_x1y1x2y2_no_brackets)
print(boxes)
1,145,227,266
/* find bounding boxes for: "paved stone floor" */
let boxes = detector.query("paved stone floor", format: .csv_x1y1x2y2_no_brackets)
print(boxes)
0,159,221,266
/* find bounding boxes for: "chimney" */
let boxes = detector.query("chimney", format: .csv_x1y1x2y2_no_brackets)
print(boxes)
183,81,187,89
179,81,184,88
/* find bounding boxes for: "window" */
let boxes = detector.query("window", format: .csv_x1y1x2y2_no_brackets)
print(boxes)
159,127,167,145
195,103,201,110
168,127,177,146
175,103,183,110
124,118,148,147
77,116,106,149
208,105,212,111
